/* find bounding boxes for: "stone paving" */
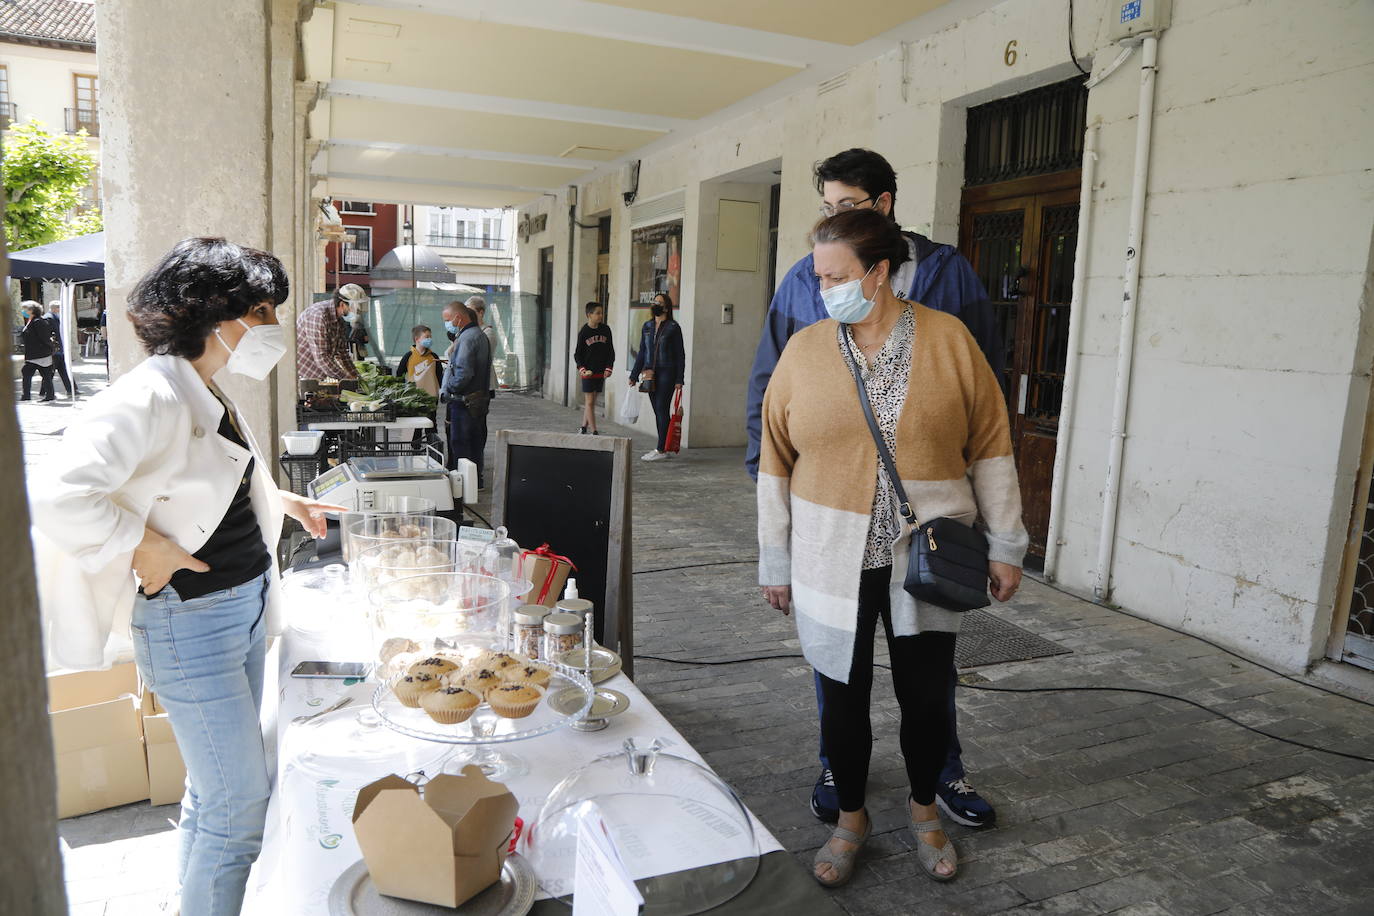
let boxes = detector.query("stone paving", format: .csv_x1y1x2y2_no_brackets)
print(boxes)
26,383,1374,914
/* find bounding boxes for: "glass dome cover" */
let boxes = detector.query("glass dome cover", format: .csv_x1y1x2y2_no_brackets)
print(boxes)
522,737,759,914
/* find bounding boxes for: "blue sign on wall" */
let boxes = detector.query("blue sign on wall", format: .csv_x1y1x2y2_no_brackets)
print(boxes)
1121,1,1142,23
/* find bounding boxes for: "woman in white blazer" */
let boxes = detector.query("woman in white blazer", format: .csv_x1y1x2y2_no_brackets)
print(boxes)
31,238,341,916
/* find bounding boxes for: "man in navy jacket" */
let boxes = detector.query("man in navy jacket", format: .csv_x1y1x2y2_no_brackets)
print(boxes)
745,148,1004,830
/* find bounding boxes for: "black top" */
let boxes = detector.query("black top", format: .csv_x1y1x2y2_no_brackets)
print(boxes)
163,403,271,601
574,323,615,375
21,317,55,361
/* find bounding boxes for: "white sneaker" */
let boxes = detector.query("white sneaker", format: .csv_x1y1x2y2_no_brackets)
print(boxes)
641,450,666,462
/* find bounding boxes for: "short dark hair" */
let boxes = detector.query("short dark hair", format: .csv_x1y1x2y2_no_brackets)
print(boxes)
453,304,476,325
814,149,898,221
411,324,431,338
810,209,910,276
127,238,288,359
585,301,603,315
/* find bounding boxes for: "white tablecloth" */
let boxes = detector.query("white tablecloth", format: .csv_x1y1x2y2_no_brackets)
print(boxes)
244,604,782,914
304,417,434,431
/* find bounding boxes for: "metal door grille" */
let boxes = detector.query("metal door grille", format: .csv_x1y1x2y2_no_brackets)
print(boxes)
1346,470,1374,669
1026,205,1078,426
972,210,1024,399
965,77,1088,187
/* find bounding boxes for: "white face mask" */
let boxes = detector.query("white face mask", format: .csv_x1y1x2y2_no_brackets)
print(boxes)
217,318,287,379
820,263,878,324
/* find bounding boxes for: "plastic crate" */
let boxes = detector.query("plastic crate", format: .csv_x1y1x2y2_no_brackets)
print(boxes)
336,435,443,465
296,403,397,425
279,452,326,497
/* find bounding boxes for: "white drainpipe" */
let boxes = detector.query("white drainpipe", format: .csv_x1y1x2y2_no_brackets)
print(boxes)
1095,35,1160,600
1042,120,1099,583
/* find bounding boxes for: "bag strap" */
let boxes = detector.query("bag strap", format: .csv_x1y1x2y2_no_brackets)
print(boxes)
838,324,917,526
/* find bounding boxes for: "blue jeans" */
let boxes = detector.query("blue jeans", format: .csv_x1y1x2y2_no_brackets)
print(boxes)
816,662,965,783
130,572,271,916
447,400,488,483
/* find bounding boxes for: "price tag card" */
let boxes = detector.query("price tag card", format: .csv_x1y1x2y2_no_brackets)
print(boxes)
573,804,644,916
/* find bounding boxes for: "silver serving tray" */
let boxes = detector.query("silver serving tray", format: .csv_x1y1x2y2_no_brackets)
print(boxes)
328,854,535,916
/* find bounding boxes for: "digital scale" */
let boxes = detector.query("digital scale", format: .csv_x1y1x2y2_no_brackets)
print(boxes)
307,456,477,514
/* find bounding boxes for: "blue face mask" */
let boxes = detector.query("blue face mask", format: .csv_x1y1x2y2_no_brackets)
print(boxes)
417,337,433,350
820,264,878,324
443,320,457,333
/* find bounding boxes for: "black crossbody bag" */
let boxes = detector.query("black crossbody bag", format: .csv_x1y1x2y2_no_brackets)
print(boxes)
840,330,991,612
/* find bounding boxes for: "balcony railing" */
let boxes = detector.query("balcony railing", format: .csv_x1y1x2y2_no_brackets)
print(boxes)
0,102,15,130
425,234,504,250
65,107,99,137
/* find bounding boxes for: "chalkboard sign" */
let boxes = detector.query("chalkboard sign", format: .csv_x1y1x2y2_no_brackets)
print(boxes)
492,430,634,676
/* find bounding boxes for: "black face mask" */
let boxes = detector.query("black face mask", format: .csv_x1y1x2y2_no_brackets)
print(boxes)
650,304,665,318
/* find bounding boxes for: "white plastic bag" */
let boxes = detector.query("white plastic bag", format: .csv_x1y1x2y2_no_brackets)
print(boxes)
619,389,642,424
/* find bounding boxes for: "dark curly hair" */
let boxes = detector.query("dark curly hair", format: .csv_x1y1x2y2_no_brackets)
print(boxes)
126,237,289,359
810,209,910,275
814,148,899,223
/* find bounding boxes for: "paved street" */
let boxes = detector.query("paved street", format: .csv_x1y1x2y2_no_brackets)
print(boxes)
25,384,1374,914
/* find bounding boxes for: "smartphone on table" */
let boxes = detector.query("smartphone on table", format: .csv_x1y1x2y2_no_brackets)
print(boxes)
291,660,371,679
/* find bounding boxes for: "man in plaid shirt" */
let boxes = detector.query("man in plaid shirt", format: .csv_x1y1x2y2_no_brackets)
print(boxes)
296,283,367,379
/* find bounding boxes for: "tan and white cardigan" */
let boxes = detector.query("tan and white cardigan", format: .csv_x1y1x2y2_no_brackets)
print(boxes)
757,304,1027,683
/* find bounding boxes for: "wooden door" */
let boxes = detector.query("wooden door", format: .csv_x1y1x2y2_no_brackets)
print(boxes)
960,172,1080,560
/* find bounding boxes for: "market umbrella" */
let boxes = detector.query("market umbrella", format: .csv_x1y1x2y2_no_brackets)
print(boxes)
7,231,104,281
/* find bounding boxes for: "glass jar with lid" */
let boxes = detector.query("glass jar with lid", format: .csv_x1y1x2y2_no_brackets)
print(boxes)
542,612,583,660
513,604,551,659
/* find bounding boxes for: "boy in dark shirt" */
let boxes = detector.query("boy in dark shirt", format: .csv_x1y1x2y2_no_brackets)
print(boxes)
573,301,614,434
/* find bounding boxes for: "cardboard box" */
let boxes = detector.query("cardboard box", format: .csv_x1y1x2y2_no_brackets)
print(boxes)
353,767,519,909
48,663,149,818
140,689,187,807
522,550,573,607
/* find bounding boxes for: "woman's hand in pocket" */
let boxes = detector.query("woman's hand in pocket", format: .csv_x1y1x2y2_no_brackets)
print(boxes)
762,585,792,616
133,527,208,595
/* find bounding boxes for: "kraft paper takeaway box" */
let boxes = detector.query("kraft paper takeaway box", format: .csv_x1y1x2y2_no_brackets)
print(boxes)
352,767,519,908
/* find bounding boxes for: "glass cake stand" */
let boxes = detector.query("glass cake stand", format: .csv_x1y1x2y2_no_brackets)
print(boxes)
371,660,595,781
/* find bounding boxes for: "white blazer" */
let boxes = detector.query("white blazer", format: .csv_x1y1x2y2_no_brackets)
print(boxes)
30,354,284,670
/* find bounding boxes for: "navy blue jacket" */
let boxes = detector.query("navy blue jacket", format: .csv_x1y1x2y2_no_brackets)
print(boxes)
441,323,492,400
745,231,1000,479
629,317,685,388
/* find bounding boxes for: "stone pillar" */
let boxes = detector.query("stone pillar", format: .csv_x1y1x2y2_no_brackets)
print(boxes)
0,237,66,913
97,0,307,453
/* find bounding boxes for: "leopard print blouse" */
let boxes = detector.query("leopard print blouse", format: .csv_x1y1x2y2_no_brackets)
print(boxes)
841,305,915,570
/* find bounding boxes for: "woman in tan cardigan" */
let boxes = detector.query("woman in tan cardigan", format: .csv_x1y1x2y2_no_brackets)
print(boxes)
757,209,1027,887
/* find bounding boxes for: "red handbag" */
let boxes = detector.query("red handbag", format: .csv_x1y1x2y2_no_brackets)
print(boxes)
664,388,683,454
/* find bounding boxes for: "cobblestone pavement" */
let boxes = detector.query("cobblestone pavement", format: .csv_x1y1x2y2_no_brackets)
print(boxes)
35,388,1374,914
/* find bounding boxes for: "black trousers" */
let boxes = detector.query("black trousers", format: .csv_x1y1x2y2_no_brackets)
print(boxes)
21,361,55,400
817,566,957,812
649,381,676,451
446,400,488,484
51,352,75,396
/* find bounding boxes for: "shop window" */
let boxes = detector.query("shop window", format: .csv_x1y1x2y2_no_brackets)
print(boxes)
342,226,373,272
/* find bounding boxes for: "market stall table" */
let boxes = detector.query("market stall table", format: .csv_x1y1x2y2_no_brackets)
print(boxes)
245,591,840,915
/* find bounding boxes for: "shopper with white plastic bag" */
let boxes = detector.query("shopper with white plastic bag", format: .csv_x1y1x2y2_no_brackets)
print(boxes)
619,386,642,424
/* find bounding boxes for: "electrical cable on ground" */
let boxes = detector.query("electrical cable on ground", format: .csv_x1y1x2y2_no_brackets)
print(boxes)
635,557,1374,711
464,505,493,529
634,652,1374,764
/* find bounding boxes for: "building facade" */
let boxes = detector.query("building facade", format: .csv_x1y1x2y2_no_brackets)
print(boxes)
321,199,400,295
512,0,1374,677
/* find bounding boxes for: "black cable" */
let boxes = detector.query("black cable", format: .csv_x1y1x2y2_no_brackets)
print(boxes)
1036,577,1374,712
1068,0,1090,77
639,556,1374,711
634,652,1374,764
464,505,493,529
634,559,757,575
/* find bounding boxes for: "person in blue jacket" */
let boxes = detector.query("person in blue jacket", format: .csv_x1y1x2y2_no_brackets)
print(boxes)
629,292,686,461
746,148,1005,831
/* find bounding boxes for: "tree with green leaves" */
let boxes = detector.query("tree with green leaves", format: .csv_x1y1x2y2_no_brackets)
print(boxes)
2,119,101,251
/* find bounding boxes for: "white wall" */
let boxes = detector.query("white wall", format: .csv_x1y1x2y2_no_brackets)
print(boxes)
515,0,1374,670
0,41,98,137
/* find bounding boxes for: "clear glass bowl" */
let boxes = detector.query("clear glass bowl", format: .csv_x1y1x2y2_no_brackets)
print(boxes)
350,538,462,596
367,571,510,679
522,737,760,914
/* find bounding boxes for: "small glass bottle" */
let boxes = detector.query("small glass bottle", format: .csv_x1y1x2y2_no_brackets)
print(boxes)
543,612,584,661
513,605,550,659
